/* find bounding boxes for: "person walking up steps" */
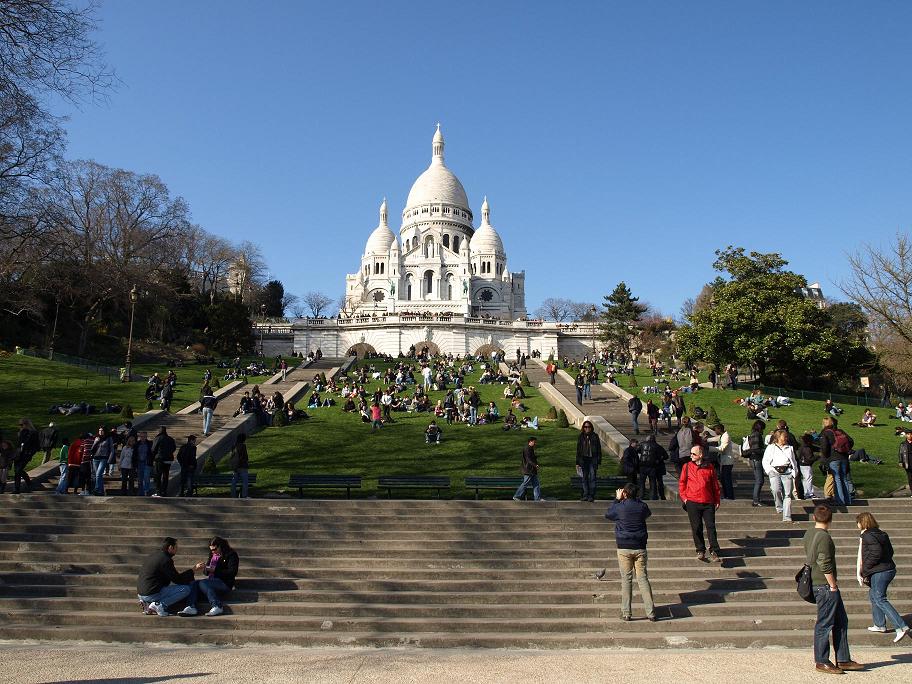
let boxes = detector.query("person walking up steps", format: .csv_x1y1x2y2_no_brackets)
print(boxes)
576,421,602,502
513,436,544,502
628,394,643,435
200,387,218,437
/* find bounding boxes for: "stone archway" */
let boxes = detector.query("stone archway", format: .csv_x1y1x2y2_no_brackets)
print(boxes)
347,342,378,358
408,340,441,359
474,343,504,359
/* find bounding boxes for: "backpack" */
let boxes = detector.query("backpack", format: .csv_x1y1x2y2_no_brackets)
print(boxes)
639,442,655,466
832,429,853,454
741,436,750,455
693,406,707,419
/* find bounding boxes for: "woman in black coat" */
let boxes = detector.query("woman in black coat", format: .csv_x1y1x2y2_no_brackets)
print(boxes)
856,512,909,642
576,421,602,502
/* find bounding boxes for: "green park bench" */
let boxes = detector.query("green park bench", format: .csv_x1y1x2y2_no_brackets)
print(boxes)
288,474,362,498
569,475,626,498
464,476,525,500
378,475,450,498
192,473,257,496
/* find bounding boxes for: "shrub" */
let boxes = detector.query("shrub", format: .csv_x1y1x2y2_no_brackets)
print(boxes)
705,405,721,427
520,372,531,387
557,409,569,428
547,352,554,362
201,454,217,474
212,378,221,389
119,404,134,421
546,406,557,419
273,410,287,427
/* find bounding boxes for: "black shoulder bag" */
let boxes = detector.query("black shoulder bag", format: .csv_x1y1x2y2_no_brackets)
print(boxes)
795,542,816,604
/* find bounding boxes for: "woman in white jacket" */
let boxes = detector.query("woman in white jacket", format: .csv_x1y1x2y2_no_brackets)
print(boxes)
762,429,799,522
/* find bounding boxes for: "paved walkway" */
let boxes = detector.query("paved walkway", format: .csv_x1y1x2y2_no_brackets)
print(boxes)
2,643,908,683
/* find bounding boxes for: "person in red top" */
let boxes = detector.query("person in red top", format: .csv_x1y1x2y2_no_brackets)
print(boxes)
679,444,722,563
64,438,84,494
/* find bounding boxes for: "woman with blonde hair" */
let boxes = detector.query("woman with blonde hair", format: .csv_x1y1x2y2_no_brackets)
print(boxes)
856,512,909,642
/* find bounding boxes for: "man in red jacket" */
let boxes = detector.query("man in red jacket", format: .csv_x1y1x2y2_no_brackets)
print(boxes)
679,444,722,563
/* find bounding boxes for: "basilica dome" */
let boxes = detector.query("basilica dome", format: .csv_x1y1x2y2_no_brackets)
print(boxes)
364,199,397,254
469,197,504,255
404,125,470,211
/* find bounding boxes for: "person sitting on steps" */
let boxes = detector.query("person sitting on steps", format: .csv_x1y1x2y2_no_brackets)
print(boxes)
178,536,239,617
136,537,194,617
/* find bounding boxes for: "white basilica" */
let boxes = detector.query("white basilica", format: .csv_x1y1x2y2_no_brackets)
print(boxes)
284,126,593,358
344,125,527,319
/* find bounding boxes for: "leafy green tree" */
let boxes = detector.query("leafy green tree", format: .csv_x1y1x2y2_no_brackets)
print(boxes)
599,282,647,356
676,247,845,384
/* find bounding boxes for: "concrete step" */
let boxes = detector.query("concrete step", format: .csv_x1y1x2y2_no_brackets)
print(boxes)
0,497,908,650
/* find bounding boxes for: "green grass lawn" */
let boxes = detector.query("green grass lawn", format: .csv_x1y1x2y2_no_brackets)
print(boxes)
611,365,906,497
239,360,612,499
0,353,275,467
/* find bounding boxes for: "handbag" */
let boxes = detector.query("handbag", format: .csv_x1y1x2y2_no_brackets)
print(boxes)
795,564,815,603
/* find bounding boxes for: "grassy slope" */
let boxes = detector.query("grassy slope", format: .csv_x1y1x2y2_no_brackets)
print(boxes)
241,360,612,499
612,366,906,497
0,354,273,467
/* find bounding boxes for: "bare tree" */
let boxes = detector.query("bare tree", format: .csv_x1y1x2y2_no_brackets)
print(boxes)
840,232,912,388
0,0,115,106
569,301,598,321
46,159,190,352
302,291,333,318
535,297,574,322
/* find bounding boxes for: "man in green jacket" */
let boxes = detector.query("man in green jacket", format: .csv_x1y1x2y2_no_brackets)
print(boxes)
803,505,864,675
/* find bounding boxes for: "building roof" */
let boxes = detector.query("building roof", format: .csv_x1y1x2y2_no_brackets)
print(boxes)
364,198,397,254
470,197,504,255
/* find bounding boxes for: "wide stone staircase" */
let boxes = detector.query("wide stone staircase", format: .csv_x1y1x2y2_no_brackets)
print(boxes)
0,497,908,648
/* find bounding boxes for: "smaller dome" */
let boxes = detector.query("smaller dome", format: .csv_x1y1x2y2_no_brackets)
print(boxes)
470,196,504,255
364,199,397,254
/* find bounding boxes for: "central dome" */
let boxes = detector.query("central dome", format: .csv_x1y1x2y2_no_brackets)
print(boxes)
404,125,470,211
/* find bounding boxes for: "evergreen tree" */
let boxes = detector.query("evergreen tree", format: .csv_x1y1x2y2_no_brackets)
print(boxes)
599,282,647,355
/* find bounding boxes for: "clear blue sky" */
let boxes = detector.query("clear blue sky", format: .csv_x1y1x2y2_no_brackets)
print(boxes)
59,0,912,317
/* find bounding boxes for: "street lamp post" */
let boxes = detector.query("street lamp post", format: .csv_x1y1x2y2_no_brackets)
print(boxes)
125,285,139,382
589,305,598,357
259,303,266,356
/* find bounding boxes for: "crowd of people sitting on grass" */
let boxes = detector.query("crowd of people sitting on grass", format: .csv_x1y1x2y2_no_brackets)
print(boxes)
231,385,307,426
320,355,541,434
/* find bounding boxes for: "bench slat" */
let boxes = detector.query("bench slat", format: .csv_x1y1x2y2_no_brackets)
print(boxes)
378,476,451,499
464,476,524,500
288,474,362,499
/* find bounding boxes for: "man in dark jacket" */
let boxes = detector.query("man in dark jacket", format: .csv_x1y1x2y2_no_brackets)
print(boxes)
513,436,543,501
136,536,193,616
621,439,640,486
177,435,197,497
602,483,656,621
151,426,176,497
898,431,912,495
39,422,59,463
576,421,602,502
628,395,643,435
638,434,667,501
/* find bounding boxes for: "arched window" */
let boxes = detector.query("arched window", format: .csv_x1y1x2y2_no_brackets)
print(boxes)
424,236,434,258
452,236,460,252
423,270,434,296
443,234,450,249
380,262,385,274
447,275,454,300
405,274,413,301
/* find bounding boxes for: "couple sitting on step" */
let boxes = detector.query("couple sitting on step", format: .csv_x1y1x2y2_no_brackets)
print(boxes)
137,536,239,617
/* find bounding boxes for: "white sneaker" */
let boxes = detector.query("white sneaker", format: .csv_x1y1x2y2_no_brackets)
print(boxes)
867,625,887,632
895,626,910,642
151,602,170,617
178,606,198,616
206,606,224,616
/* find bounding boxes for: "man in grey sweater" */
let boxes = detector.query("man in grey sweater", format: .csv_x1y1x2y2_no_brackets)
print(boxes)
803,505,864,675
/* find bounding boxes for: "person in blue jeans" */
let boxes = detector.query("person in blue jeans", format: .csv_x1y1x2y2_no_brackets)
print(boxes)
856,512,910,642
820,417,852,505
513,436,543,501
179,537,240,617
90,426,113,496
136,431,153,496
803,505,864,674
230,433,250,498
136,537,194,617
